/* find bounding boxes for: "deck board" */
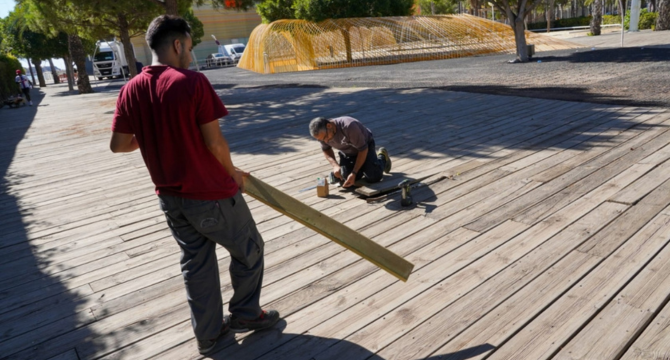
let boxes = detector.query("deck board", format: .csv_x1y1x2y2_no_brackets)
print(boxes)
1,83,669,359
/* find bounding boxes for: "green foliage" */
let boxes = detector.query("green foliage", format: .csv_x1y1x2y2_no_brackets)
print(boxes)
0,54,23,99
1,4,69,61
527,15,592,29
639,10,658,29
181,9,204,46
624,9,657,29
257,0,297,23
602,14,621,24
418,0,457,14
293,0,415,22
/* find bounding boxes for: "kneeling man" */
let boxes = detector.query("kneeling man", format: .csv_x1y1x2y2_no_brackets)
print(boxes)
309,116,391,188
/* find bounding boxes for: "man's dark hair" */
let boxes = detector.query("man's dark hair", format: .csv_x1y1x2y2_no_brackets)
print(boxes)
309,117,330,137
145,15,191,51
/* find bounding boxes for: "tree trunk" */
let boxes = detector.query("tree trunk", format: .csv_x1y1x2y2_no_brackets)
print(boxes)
510,14,529,62
164,0,178,15
590,0,602,35
48,58,60,84
431,1,436,14
68,34,94,94
546,0,555,32
64,56,75,91
341,29,353,63
118,13,138,78
33,59,47,87
658,0,670,30
27,57,36,85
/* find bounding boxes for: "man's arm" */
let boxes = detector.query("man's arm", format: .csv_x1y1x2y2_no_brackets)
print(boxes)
323,148,343,179
110,132,139,153
199,120,247,191
343,147,368,187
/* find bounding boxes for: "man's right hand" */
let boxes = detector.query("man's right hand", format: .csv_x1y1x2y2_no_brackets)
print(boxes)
234,168,249,192
333,166,343,180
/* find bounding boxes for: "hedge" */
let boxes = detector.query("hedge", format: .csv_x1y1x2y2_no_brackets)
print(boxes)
528,11,657,31
527,16,592,30
0,54,23,99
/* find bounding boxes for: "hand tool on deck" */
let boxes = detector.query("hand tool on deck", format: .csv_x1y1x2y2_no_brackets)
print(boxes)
399,179,413,207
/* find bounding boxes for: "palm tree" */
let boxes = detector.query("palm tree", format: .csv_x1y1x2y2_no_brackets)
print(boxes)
658,0,670,30
589,0,602,35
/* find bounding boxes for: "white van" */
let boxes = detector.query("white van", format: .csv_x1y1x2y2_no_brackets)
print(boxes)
220,43,246,64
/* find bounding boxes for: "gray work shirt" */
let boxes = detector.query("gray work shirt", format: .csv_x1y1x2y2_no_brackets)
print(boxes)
319,116,373,157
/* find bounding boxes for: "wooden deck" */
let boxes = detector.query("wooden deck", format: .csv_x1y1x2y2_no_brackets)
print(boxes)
2,82,670,360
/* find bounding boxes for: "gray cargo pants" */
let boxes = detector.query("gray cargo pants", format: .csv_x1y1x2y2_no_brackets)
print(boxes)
158,190,264,341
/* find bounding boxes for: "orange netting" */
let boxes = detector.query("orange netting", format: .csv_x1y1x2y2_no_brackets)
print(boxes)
238,14,581,74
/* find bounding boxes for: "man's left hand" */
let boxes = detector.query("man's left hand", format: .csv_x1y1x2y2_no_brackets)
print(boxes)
343,173,356,188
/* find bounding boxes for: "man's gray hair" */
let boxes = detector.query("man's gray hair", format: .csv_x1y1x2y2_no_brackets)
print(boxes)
309,117,330,138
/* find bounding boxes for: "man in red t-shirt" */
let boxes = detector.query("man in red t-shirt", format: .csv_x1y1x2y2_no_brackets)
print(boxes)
109,15,279,355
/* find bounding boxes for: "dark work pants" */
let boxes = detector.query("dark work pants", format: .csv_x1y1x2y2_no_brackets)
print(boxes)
21,88,31,102
158,190,264,341
338,139,386,183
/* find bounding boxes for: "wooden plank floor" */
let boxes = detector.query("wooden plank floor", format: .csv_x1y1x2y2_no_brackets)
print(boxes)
1,82,670,360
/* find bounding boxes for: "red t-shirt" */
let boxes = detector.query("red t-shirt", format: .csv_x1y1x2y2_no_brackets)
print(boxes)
112,66,238,200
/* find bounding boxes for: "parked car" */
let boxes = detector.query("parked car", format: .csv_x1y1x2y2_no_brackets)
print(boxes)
206,53,233,67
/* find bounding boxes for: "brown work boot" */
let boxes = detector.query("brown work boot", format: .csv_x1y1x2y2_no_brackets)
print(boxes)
377,147,392,173
197,318,230,355
229,310,280,333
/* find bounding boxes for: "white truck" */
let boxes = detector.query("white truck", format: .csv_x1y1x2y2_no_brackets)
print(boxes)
92,40,131,80
218,43,246,64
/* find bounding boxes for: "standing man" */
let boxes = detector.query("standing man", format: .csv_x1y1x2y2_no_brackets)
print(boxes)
309,116,392,188
15,69,32,106
109,15,279,355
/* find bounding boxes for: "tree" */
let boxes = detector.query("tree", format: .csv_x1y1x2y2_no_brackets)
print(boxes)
182,9,205,47
589,0,603,35
294,0,414,22
1,4,68,87
658,0,670,29
488,0,544,62
257,0,297,23
22,0,95,93
418,0,457,14
66,0,165,78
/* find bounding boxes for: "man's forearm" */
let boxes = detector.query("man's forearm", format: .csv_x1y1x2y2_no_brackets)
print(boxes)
323,148,339,167
209,134,237,176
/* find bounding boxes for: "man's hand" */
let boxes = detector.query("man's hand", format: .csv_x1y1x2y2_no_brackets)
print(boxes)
343,172,356,188
234,168,249,192
333,166,343,180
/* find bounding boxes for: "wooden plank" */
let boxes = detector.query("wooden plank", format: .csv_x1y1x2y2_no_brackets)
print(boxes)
288,161,657,360
244,175,414,282
487,208,670,358
609,158,670,205
554,237,670,359
621,300,670,360
376,201,627,360
354,173,435,197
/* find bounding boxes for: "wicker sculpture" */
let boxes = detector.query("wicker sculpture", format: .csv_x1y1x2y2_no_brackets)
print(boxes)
238,14,580,74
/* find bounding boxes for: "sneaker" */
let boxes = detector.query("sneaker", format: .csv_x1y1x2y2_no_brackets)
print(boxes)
229,310,280,333
197,318,230,355
377,147,392,173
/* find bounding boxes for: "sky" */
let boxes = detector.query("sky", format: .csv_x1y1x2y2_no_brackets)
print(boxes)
0,0,15,18
1,0,66,70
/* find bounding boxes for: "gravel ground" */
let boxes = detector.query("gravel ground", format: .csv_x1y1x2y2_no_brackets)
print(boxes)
202,30,670,107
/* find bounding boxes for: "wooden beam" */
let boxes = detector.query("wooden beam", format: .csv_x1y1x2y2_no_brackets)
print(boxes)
243,175,414,282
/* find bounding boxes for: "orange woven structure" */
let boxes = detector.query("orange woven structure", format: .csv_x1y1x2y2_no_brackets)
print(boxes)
238,14,580,74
